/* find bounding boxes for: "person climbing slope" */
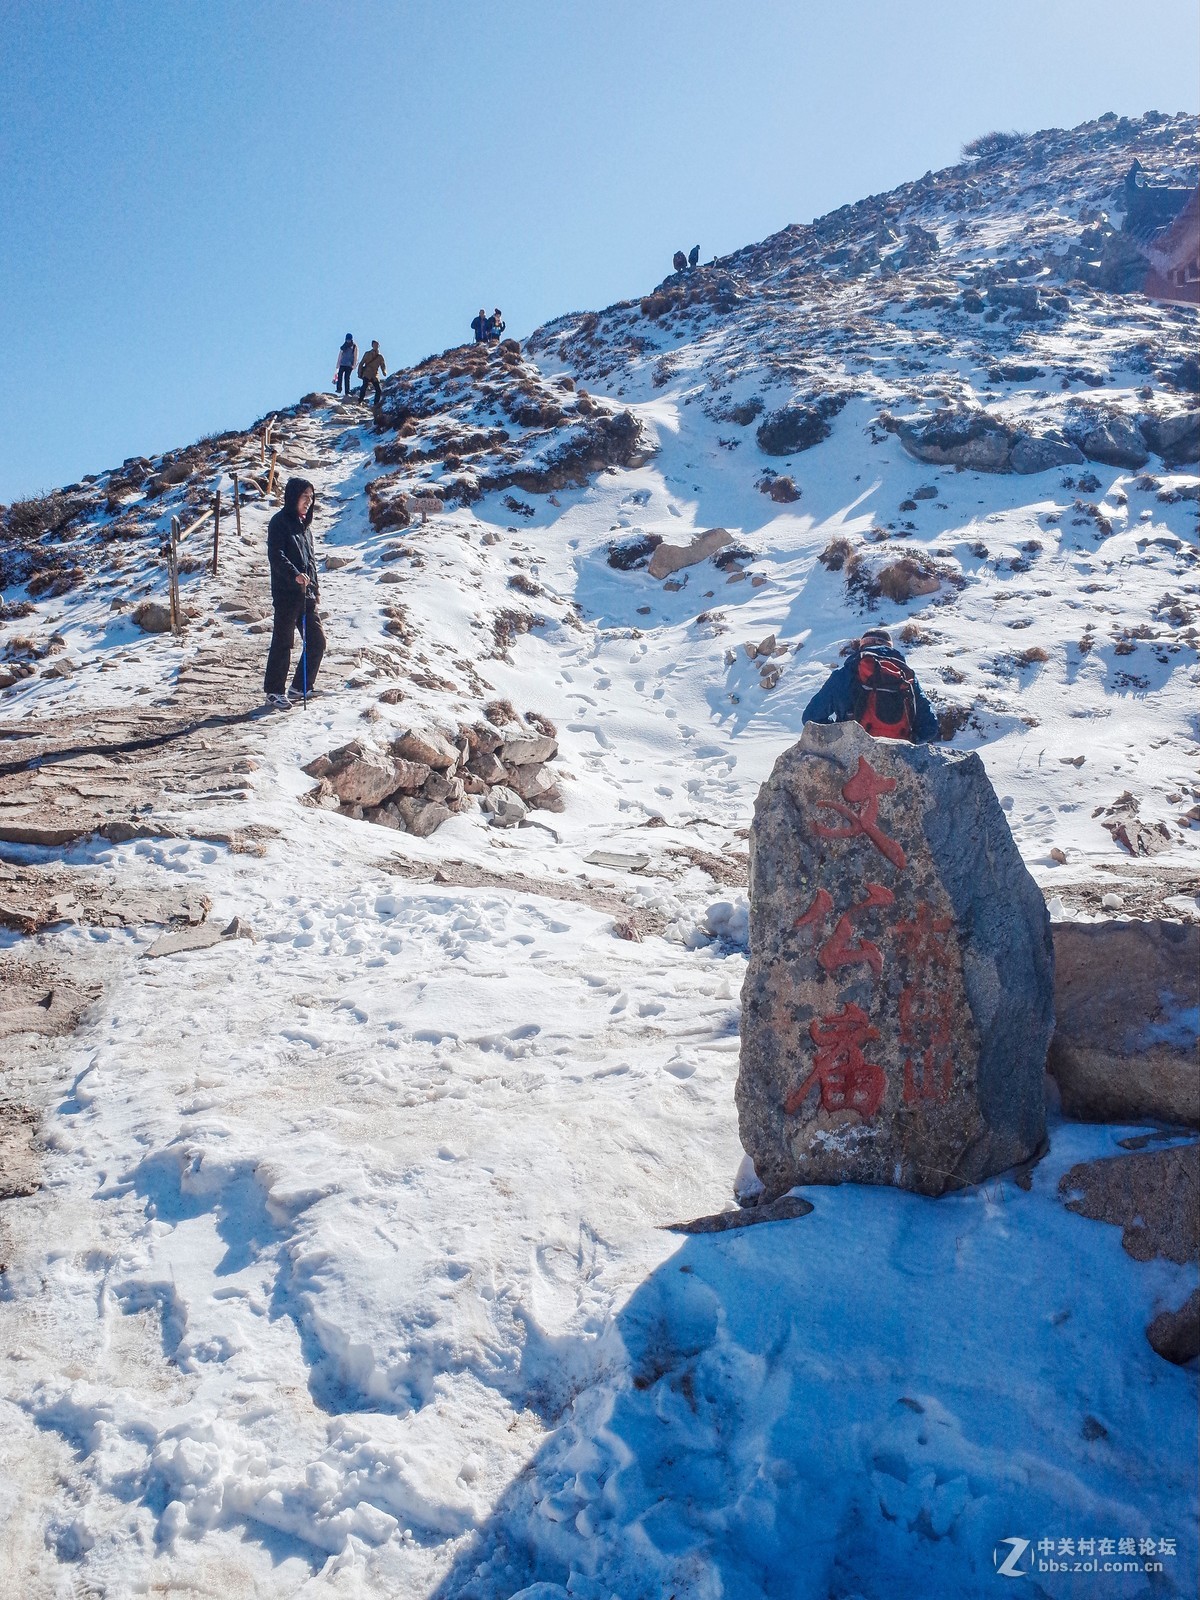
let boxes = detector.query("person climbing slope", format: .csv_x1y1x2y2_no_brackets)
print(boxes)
264,477,326,709
358,339,387,406
333,334,357,396
802,626,939,742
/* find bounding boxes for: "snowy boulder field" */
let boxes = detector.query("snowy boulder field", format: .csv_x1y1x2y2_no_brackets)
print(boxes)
1,111,1198,1596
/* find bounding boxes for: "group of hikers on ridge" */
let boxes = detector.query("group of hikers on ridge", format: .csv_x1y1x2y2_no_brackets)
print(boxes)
471,307,506,344
333,335,387,404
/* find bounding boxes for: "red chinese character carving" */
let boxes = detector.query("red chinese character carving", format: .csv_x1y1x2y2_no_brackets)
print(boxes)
899,982,954,1104
894,902,954,965
898,983,952,1048
784,1002,887,1119
817,882,896,977
812,756,907,871
903,1048,954,1104
794,888,833,931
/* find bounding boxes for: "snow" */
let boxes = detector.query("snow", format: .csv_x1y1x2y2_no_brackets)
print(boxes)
1,112,1198,1596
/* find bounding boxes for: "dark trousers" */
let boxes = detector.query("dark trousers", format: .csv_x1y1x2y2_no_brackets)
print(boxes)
336,366,353,395
264,593,326,696
359,375,382,405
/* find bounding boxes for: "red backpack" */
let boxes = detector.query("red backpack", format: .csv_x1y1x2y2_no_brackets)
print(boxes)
852,648,917,740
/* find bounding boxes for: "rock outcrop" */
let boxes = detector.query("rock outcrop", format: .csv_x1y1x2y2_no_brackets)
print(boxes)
737,721,1053,1197
1048,921,1199,1127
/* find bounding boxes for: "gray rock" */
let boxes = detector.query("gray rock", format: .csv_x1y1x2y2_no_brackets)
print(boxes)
1009,433,1085,474
893,408,1016,473
1140,409,1200,467
1047,921,1198,1127
1059,1143,1198,1264
1147,1288,1200,1365
1066,407,1149,469
394,796,451,837
132,599,173,634
499,732,558,766
505,762,557,802
737,721,1052,1197
482,787,528,827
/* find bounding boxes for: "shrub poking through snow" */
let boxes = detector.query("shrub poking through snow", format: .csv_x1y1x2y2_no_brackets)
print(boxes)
818,537,854,572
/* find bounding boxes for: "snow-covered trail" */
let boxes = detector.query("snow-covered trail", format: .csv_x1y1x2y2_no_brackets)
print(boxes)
1,363,1197,1599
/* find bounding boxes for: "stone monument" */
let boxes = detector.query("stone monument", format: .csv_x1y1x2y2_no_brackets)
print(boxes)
737,721,1054,1198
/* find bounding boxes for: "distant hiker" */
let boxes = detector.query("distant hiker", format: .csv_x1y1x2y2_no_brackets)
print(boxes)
802,627,939,743
688,245,699,269
264,477,326,708
471,308,490,343
487,308,505,343
672,250,687,273
334,334,357,397
358,340,387,405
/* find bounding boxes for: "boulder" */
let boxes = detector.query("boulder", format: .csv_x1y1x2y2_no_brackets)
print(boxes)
132,599,173,634
1059,1143,1198,1264
505,763,557,802
499,732,558,766
647,528,733,580
1140,409,1200,467
1009,432,1085,474
390,758,432,794
1066,407,1149,469
737,720,1053,1197
390,728,458,770
319,740,404,808
1047,921,1198,1127
423,771,466,808
892,408,1016,472
1147,1288,1200,1365
482,787,527,827
756,395,848,457
394,796,451,838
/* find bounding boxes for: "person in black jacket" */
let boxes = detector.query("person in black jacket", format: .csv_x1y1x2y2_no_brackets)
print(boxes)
264,477,326,707
471,308,489,343
802,627,939,742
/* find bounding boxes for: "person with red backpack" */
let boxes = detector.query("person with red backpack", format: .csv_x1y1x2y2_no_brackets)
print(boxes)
802,627,939,742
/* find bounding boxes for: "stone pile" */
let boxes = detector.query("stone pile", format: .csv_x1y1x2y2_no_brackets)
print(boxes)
304,711,563,838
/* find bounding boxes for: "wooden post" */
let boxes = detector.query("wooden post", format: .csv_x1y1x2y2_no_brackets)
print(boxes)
169,514,181,635
211,488,222,575
232,472,243,544
267,448,279,498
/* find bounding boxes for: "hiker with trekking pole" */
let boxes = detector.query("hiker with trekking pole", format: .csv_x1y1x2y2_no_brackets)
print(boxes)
802,626,939,742
264,477,325,710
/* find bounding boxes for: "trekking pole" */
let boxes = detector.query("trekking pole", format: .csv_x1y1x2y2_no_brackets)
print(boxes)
301,606,308,710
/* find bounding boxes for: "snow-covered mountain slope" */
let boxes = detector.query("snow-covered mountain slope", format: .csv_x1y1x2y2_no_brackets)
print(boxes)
0,112,1197,1597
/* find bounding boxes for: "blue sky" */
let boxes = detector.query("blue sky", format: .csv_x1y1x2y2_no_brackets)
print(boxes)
1,0,1197,502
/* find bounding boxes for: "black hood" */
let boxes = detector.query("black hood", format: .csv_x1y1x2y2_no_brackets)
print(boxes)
283,477,316,525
